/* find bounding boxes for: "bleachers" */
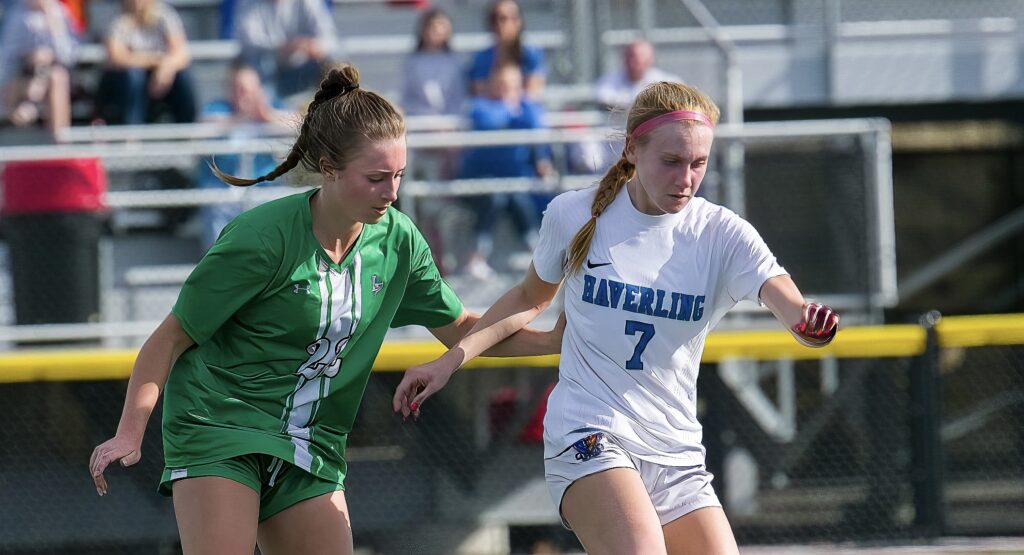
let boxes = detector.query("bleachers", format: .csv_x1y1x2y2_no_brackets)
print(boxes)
3,3,1022,554
0,116,897,350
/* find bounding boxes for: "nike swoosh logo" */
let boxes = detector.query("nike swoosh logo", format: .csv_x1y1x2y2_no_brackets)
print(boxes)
586,260,612,269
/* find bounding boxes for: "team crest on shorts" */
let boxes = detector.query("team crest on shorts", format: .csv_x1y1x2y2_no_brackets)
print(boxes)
572,432,605,462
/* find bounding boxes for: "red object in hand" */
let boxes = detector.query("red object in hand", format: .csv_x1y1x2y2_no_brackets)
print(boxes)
792,303,839,347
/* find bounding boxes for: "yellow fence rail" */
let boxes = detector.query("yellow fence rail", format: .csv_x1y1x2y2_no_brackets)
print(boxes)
1,314,1021,384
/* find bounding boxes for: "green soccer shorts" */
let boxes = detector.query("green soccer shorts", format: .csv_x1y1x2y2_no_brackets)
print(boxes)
159,453,345,521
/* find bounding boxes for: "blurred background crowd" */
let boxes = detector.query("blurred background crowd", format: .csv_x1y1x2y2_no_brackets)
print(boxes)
0,1,1022,554
0,0,690,278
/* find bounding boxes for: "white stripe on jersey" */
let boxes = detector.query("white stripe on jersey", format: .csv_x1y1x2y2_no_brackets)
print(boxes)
285,254,361,472
324,252,362,404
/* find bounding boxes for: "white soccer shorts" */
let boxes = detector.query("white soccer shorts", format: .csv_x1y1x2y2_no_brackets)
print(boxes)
544,430,722,529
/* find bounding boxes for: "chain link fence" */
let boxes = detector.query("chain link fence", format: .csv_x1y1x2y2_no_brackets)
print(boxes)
0,320,1022,554
941,344,1024,536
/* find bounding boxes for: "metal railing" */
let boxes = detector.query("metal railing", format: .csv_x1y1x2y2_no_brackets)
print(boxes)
0,118,895,343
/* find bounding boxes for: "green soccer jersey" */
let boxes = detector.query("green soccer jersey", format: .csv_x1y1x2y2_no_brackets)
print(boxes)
163,189,462,485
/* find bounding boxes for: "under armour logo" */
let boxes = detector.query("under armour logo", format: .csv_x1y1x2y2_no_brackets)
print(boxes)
371,274,384,295
293,282,311,294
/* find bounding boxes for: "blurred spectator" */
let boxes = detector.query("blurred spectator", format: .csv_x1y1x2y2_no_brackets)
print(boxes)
401,7,464,180
194,63,294,250
399,8,464,270
402,8,464,120
468,0,545,98
459,64,554,279
595,39,682,110
95,0,197,125
233,0,336,99
219,0,331,40
0,0,76,140
573,40,684,173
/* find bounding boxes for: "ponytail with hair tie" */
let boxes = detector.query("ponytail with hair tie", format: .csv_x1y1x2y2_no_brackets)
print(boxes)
210,63,404,189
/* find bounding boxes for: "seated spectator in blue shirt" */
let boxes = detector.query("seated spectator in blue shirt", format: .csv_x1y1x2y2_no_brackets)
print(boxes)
459,63,554,279
95,0,197,125
233,0,336,99
195,63,294,250
468,0,545,99
0,0,77,140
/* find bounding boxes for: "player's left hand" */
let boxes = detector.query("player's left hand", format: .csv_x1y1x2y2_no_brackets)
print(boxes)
89,434,143,496
392,356,460,419
792,302,839,347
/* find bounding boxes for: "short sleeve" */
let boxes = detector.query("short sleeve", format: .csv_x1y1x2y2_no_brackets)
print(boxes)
158,4,186,38
105,15,128,44
302,0,335,41
722,216,787,305
172,220,273,344
468,47,494,82
532,197,570,284
390,227,463,329
521,45,545,77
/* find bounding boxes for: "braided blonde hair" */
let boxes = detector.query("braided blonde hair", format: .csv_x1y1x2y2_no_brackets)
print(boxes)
564,81,720,274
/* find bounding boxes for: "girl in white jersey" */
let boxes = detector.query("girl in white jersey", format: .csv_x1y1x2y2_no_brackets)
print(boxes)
89,64,563,555
393,82,840,554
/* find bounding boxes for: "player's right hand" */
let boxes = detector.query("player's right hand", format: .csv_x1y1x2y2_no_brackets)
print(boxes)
392,357,459,419
89,435,142,496
791,302,840,347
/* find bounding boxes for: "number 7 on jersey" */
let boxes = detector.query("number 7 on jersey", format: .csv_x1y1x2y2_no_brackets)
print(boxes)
624,320,655,370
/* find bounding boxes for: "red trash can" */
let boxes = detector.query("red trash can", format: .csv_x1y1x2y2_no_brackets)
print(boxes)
1,158,107,331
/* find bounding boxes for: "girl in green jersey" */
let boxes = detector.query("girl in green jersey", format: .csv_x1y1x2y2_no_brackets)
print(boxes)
89,63,563,555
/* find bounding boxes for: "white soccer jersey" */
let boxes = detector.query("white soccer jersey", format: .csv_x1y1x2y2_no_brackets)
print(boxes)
534,185,787,466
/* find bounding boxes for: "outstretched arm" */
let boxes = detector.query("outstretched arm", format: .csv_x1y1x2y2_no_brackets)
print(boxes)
428,264,562,359
394,264,561,417
760,274,840,347
89,313,194,495
430,307,564,358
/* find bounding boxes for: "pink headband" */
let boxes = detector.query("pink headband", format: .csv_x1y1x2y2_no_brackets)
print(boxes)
630,110,715,138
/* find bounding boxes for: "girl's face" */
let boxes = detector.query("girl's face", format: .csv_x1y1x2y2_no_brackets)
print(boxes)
492,1,522,43
322,138,406,225
230,68,265,119
124,0,149,16
625,121,713,215
489,65,523,104
422,15,452,50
